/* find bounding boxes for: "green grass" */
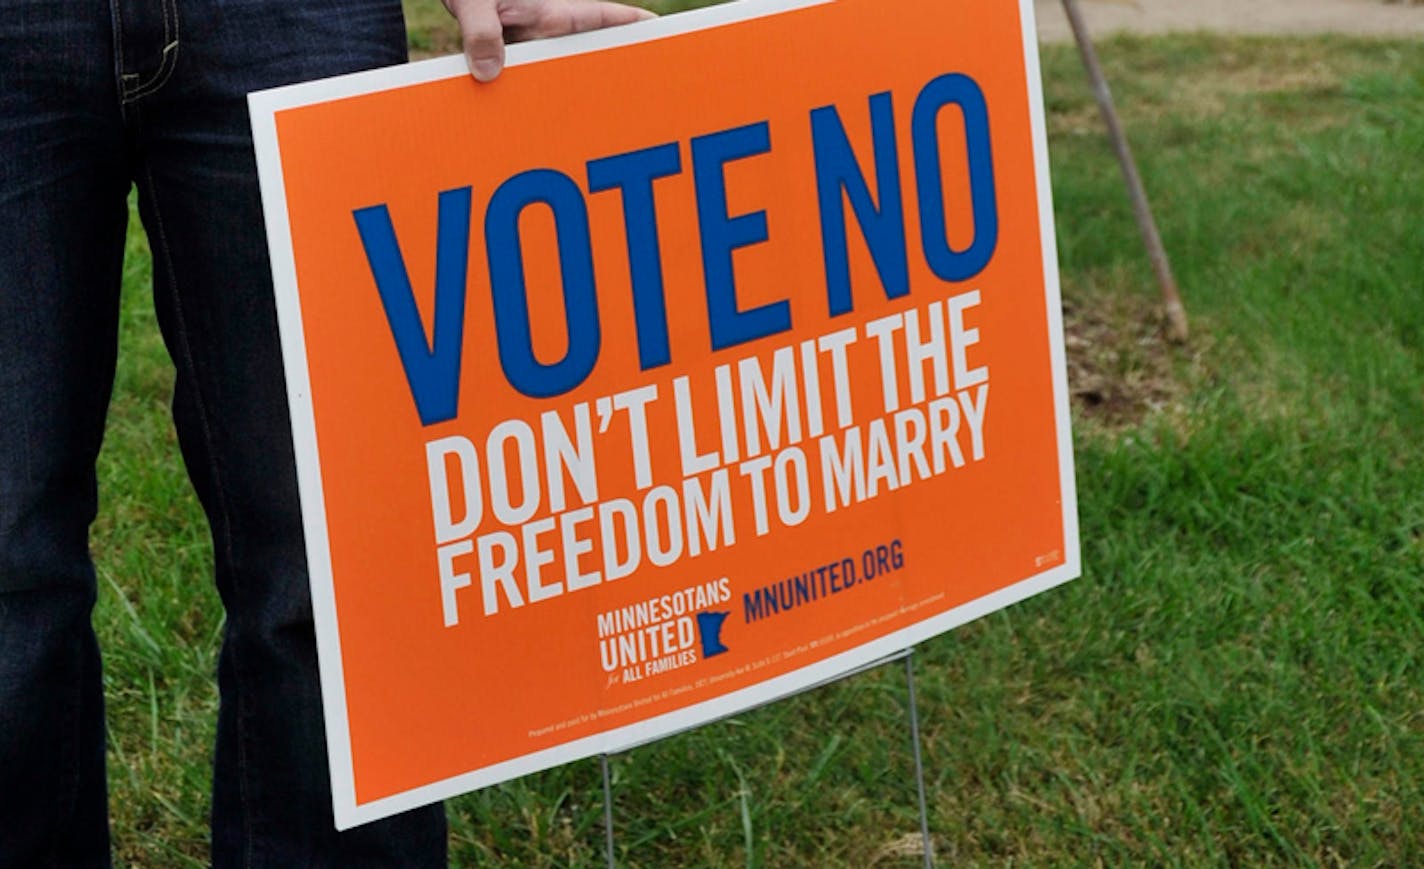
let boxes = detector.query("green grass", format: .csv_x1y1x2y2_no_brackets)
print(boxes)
92,20,1424,866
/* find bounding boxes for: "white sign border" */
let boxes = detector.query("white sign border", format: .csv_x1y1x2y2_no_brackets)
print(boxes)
250,0,1077,831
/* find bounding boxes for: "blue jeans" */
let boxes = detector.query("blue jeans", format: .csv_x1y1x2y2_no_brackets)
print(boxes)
0,0,448,864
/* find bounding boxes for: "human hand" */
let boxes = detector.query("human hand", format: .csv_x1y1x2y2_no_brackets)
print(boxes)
442,0,657,82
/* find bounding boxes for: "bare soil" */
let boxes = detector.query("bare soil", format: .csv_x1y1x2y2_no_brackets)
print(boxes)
1035,0,1424,42
1061,279,1191,429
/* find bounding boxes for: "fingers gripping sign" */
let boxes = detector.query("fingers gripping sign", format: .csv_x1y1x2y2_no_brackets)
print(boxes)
443,0,657,81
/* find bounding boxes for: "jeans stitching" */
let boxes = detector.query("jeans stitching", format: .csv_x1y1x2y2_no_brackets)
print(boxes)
121,0,181,102
135,162,259,866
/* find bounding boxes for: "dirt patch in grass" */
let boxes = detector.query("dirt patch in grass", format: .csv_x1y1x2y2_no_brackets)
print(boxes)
405,0,461,59
1158,61,1342,122
1061,275,1187,428
1036,0,1424,43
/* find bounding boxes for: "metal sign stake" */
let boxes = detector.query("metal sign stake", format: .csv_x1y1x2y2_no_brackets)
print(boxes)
906,648,935,868
591,650,936,865
601,753,617,868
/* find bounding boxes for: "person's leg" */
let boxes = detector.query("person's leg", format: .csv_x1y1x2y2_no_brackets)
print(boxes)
0,3,132,865
120,0,447,864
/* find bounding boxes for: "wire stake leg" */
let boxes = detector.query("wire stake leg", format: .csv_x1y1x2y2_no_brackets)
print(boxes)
601,753,616,868
906,649,934,868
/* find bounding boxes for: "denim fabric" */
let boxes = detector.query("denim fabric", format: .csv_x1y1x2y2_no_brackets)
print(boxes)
0,1,448,865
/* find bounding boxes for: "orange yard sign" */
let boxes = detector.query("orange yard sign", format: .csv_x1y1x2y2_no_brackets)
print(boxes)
250,0,1078,829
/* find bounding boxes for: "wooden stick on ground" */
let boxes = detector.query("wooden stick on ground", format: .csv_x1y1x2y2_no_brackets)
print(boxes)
1060,0,1190,342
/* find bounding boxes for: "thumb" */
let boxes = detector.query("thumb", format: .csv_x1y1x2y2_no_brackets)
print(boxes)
447,0,506,81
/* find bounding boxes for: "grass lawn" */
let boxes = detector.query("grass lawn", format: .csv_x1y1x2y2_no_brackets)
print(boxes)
93,8,1423,865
